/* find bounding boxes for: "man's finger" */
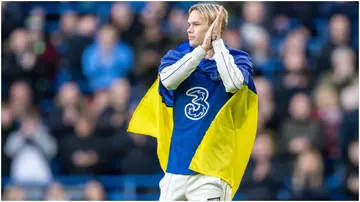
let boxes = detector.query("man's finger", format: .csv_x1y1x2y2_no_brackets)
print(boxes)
218,6,224,22
217,7,223,17
214,6,223,28
213,7,222,24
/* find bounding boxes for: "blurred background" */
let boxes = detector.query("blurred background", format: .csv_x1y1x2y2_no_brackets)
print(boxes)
1,1,359,201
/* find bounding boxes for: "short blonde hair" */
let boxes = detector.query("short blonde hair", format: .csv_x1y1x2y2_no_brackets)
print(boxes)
189,3,228,34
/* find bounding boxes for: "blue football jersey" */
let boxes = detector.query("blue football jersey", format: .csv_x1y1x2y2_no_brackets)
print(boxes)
158,42,253,174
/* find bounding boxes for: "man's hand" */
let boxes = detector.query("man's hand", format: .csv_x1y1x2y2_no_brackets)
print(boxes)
201,20,216,52
201,6,224,51
212,6,224,41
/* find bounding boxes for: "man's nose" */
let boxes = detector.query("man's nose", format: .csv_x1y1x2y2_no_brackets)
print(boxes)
187,26,193,33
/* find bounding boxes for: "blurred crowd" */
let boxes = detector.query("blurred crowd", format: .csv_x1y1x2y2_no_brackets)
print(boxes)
1,1,359,201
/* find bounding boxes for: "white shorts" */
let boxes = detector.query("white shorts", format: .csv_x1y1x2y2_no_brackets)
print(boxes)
159,173,232,201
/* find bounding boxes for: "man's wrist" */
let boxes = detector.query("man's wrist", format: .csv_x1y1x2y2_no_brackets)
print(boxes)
212,38,225,48
212,39,228,54
194,45,207,59
200,44,210,52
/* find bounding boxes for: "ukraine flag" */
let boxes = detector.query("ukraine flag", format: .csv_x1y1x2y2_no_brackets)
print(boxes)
128,77,258,199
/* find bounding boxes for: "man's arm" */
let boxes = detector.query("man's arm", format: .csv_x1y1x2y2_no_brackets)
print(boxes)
159,46,207,90
212,39,246,93
159,14,219,91
4,131,26,157
31,127,58,159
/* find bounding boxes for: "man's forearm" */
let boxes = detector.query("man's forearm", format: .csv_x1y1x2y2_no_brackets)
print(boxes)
32,129,57,158
159,46,207,90
4,132,26,157
213,39,244,93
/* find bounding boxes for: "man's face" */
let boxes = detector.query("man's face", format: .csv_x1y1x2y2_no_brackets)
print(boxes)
99,28,116,50
187,10,210,47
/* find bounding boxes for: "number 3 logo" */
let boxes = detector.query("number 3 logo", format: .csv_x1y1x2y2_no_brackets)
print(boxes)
184,87,210,120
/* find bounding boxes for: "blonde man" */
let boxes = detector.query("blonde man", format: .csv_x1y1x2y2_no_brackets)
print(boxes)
129,3,257,201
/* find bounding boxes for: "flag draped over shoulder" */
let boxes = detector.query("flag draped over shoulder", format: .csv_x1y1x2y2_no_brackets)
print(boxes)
127,78,174,175
127,76,258,199
128,41,258,199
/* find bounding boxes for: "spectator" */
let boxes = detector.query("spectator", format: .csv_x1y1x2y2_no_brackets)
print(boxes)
274,50,313,119
317,14,353,76
223,28,242,50
48,82,84,140
84,180,106,201
82,24,134,93
2,29,42,98
132,44,163,97
242,2,267,25
63,14,97,88
239,131,286,200
339,81,359,158
249,27,278,79
59,10,78,38
120,133,158,175
318,46,357,93
8,81,34,121
139,1,168,28
94,78,131,137
90,90,110,119
137,2,170,50
254,77,278,134
51,11,78,57
281,27,310,57
44,182,68,201
290,150,329,200
328,13,352,46
94,79,139,174
313,85,342,160
136,23,170,53
110,2,143,46
280,93,323,154
4,109,57,185
26,7,60,82
59,115,110,175
164,7,188,45
240,2,270,50
2,185,26,201
2,104,16,177
340,140,359,200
